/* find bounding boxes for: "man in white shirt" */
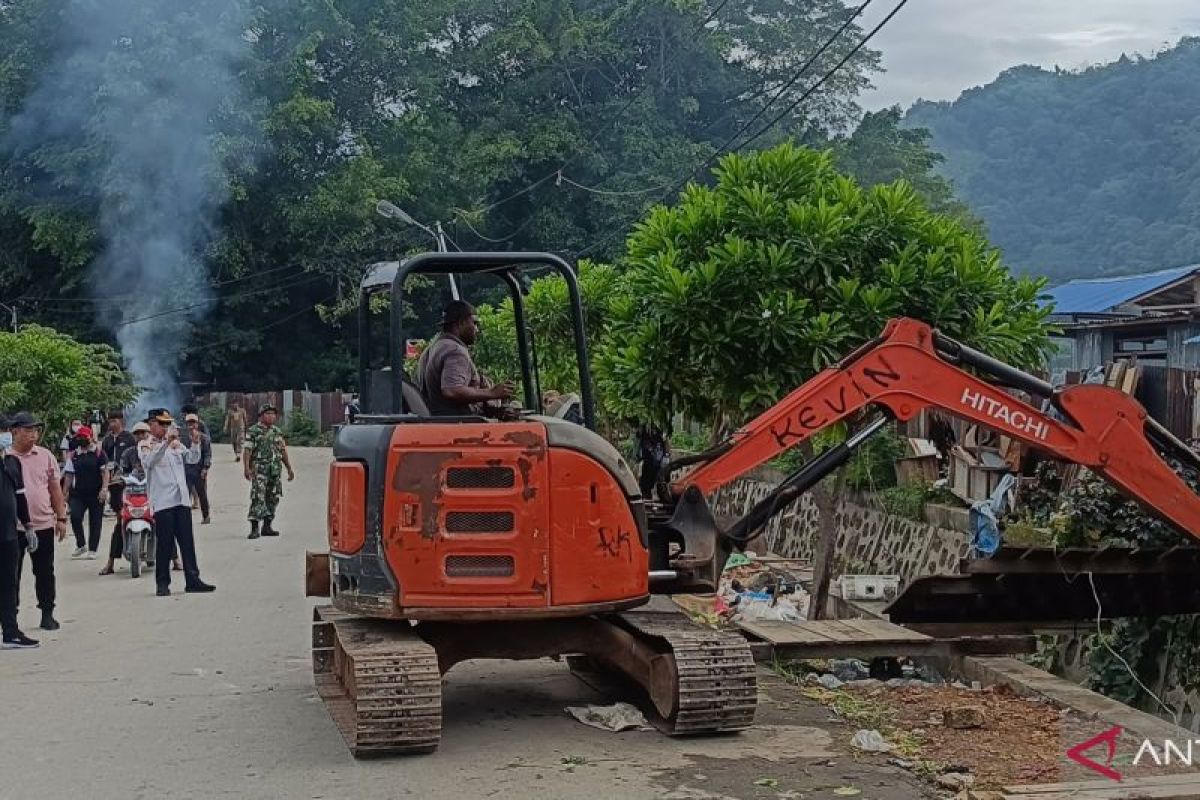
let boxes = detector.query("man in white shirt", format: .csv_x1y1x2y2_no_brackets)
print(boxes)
139,409,215,597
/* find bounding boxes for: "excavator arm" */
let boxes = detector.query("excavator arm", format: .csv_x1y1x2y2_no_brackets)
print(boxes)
656,318,1200,591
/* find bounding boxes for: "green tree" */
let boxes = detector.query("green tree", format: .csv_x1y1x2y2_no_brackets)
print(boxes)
473,261,624,424
0,324,137,432
599,142,1052,434
598,142,1053,617
833,107,975,223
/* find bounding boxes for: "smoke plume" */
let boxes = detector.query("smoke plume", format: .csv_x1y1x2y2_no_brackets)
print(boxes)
5,0,257,415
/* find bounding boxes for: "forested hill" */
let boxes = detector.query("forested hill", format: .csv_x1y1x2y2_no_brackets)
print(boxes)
905,37,1200,282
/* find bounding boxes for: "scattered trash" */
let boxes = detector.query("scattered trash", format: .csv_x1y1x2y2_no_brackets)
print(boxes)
565,702,652,732
753,777,779,788
850,729,894,753
829,659,870,682
817,674,844,690
724,553,753,569
831,787,861,796
888,757,914,769
943,705,985,730
732,595,804,623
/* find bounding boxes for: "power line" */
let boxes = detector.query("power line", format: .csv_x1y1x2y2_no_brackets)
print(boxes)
575,0,911,259
457,0,738,224
737,0,910,151
24,263,303,307
704,0,876,170
114,272,326,329
151,293,337,359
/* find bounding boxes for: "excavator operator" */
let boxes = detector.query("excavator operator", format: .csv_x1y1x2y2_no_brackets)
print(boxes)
414,300,514,417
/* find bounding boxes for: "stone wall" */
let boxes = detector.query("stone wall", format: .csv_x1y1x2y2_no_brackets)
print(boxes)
713,469,971,586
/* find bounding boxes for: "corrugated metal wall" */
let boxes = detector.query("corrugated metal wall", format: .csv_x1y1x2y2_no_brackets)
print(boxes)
195,389,348,432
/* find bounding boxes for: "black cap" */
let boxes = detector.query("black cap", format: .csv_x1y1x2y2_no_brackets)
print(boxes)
259,404,278,415
147,408,174,425
6,411,44,429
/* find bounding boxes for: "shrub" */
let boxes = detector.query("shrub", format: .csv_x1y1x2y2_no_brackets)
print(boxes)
283,409,323,446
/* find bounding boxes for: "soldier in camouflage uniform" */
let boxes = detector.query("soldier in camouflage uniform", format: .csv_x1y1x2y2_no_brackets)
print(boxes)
243,404,295,539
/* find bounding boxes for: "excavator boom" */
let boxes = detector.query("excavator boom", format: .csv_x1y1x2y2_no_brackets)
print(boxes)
675,317,1200,542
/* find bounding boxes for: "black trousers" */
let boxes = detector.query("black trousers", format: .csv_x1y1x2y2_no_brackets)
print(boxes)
17,529,55,612
185,467,210,518
155,505,201,589
107,485,125,560
69,493,104,551
0,537,20,637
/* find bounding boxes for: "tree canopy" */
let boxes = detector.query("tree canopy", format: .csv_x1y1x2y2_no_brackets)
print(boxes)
594,142,1054,434
0,0,970,396
905,37,1200,281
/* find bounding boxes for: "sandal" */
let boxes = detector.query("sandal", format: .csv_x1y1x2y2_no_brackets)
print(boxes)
98,566,115,576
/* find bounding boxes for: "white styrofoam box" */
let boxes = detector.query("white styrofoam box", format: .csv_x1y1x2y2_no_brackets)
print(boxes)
839,574,901,601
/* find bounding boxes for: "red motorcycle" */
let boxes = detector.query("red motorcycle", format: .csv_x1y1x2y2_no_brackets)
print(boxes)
121,475,156,578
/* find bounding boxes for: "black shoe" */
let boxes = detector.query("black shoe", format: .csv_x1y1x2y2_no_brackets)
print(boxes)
249,520,260,539
262,518,279,537
185,581,215,593
156,586,171,597
39,612,60,631
2,632,39,649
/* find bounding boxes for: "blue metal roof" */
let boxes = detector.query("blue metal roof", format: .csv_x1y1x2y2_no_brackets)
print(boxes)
1044,264,1200,314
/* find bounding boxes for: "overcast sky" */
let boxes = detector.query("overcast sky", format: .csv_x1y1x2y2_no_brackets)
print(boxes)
860,0,1200,109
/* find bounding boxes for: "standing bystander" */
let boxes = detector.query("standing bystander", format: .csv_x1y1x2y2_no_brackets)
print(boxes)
8,412,67,630
244,404,295,539
63,425,107,558
0,417,38,648
182,413,212,524
139,409,215,596
224,402,247,462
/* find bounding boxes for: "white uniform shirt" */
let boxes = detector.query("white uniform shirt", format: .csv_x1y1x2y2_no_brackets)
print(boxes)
138,435,200,513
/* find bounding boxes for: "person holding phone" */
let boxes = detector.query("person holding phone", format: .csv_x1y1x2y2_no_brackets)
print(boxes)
139,409,215,597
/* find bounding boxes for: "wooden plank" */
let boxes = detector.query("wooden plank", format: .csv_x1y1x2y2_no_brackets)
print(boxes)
737,620,842,645
1122,363,1140,395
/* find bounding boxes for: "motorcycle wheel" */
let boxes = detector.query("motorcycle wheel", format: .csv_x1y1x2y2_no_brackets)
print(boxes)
128,530,141,578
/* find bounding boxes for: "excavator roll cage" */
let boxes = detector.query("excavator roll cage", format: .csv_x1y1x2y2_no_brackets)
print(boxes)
659,318,1200,579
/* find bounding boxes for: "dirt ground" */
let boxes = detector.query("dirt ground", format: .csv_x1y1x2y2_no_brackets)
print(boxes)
799,677,1199,792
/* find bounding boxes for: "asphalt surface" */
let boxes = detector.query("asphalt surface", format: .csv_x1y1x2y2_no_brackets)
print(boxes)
0,446,929,800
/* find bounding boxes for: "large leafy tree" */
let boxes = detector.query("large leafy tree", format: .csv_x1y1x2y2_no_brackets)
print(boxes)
0,0,887,392
599,142,1053,435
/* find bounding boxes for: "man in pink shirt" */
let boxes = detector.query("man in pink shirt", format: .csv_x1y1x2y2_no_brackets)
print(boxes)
8,412,68,631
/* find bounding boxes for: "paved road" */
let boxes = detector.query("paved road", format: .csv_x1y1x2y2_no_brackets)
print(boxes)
0,446,928,800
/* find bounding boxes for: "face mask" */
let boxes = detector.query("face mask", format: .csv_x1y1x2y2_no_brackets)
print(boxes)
0,432,12,450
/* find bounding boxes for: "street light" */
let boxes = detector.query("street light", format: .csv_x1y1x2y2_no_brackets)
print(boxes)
376,200,460,300
0,301,16,332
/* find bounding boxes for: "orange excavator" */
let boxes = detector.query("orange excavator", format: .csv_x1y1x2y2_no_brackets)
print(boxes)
307,252,1200,756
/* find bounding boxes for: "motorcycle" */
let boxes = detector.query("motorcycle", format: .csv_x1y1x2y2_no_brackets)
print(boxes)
120,474,156,578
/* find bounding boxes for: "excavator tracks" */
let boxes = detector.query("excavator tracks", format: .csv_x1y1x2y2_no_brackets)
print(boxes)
614,611,758,735
312,606,442,756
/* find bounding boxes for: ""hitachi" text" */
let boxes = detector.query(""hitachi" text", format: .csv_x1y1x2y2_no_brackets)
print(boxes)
960,388,1049,441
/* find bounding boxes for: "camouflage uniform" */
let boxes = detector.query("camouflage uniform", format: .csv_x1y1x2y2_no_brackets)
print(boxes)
245,423,286,521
